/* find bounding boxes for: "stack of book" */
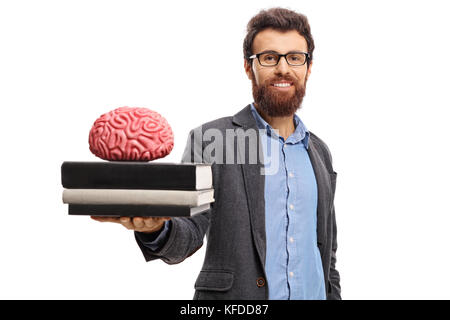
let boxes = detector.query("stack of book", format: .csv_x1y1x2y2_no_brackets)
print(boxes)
61,161,214,217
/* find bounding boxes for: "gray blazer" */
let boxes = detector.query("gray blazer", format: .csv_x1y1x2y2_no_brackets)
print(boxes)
135,104,341,300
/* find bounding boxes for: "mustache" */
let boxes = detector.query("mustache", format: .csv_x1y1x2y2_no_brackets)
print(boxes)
264,76,299,86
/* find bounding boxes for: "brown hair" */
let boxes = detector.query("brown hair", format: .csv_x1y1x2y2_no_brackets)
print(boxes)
243,7,315,68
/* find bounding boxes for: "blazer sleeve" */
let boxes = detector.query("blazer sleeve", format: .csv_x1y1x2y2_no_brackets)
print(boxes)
135,128,211,264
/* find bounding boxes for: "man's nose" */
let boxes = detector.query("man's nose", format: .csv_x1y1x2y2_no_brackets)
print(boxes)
275,56,290,74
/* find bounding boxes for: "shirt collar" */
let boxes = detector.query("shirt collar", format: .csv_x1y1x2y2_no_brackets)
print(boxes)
250,103,309,148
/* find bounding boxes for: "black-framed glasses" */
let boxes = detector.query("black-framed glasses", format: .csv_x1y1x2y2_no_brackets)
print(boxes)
248,51,310,67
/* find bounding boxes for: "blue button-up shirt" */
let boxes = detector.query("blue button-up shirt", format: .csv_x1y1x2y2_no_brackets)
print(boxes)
250,103,326,300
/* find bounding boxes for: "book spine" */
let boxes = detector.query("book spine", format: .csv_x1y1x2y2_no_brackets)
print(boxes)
61,162,198,190
69,204,192,217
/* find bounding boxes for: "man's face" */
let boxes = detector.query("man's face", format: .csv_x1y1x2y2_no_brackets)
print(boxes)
244,28,312,117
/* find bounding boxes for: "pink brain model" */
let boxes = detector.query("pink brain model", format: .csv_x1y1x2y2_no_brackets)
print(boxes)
89,107,174,161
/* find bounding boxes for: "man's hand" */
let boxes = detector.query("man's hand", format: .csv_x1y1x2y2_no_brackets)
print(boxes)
90,216,171,234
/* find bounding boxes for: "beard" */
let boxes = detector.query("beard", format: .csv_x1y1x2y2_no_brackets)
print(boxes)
250,71,306,117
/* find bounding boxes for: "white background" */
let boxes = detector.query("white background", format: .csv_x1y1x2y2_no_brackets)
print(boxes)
1,0,449,299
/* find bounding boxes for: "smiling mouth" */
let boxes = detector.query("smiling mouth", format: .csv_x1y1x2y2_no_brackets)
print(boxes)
271,82,293,88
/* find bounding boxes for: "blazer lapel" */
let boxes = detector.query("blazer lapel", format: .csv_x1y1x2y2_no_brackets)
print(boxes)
232,105,267,269
307,139,332,248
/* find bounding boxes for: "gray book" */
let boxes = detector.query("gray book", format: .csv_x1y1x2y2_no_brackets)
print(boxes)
62,189,214,206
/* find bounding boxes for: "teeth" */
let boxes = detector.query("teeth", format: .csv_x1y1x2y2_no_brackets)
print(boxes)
273,83,291,87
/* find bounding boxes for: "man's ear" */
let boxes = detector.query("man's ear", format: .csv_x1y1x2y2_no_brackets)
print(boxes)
244,59,253,80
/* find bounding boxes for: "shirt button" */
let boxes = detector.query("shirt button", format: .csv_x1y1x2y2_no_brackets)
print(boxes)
289,272,294,278
289,204,294,210
289,172,294,178
256,277,265,287
289,237,294,243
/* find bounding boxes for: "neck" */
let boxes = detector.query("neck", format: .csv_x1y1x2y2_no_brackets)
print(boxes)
254,104,296,141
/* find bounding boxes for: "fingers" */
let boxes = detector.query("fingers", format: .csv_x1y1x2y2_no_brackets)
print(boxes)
124,217,166,232
90,216,121,223
143,217,171,231
91,215,171,233
133,217,145,229
90,216,138,231
119,217,135,230
143,217,156,229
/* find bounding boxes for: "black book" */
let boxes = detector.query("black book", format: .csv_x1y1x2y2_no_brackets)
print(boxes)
61,161,212,190
68,203,211,217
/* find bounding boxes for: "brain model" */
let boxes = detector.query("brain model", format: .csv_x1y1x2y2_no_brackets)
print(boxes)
89,107,174,161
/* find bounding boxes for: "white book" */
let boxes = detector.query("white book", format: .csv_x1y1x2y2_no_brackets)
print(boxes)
63,189,214,206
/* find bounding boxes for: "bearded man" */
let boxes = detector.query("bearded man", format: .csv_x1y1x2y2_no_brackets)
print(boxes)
93,7,341,300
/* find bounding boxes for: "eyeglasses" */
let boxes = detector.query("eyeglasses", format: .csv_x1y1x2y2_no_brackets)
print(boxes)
248,51,310,67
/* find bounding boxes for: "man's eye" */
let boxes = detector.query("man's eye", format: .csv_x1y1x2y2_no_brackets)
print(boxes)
287,54,306,64
262,54,277,61
289,54,303,61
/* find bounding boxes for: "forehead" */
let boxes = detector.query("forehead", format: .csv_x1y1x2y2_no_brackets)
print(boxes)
252,28,308,53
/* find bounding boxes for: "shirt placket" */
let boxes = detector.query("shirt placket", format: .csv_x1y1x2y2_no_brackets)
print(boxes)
280,140,291,299
284,137,302,299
